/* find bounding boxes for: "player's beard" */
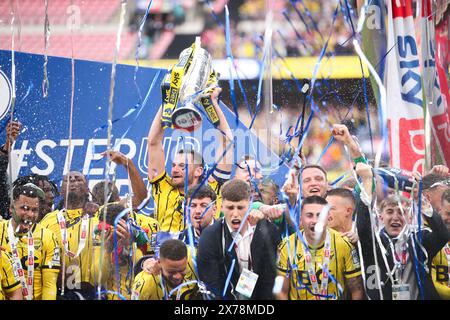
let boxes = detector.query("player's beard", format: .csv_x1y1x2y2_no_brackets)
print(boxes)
12,211,34,234
66,191,87,208
173,173,194,189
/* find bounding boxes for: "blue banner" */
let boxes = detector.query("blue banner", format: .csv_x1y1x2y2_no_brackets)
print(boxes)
0,51,288,213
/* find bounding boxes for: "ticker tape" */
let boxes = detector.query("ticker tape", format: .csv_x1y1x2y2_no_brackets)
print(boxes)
133,0,154,103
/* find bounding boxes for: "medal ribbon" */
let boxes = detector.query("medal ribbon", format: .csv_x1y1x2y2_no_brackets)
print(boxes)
56,210,89,258
389,239,408,284
7,220,34,300
301,230,331,300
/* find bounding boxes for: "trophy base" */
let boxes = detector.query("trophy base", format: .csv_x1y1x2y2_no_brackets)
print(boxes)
172,106,203,132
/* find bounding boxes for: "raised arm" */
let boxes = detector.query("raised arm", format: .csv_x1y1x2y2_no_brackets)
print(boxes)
209,87,233,175
345,275,367,300
0,121,21,219
147,106,166,180
427,164,449,177
102,150,148,209
331,124,364,160
354,162,376,253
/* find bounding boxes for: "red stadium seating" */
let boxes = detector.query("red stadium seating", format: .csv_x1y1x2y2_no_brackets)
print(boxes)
0,32,137,62
0,0,120,26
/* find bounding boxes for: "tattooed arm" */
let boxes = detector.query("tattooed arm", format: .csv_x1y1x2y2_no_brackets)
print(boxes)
345,275,367,300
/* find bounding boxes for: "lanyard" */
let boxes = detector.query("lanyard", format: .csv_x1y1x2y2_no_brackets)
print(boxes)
301,230,331,300
7,220,34,300
444,243,450,287
160,274,181,300
222,222,254,271
375,230,397,286
234,232,254,272
388,237,408,285
56,210,89,258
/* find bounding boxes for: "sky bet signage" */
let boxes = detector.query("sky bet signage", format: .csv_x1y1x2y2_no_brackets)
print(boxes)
386,0,425,174
0,51,288,212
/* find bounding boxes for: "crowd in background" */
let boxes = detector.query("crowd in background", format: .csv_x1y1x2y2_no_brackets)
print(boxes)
129,0,355,59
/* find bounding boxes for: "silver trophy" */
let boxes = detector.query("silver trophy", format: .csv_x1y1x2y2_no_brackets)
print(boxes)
171,37,214,132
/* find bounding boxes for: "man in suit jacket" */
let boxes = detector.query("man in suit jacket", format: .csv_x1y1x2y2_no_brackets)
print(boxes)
355,163,450,300
198,179,280,300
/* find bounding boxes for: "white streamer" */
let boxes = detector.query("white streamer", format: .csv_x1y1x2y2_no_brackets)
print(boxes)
42,0,50,98
98,0,128,299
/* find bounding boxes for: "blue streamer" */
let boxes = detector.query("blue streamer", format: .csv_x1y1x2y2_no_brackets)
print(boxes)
293,281,336,299
220,183,258,297
309,4,339,94
316,137,334,164
204,0,225,29
112,206,133,297
415,180,425,299
417,181,423,244
291,0,338,102
168,280,200,297
411,244,425,300
296,111,314,151
289,1,314,37
133,0,154,103
342,0,374,155
224,5,245,124
278,2,340,154
279,190,344,298
222,258,236,298
180,136,200,275
127,218,151,244
282,10,309,52
85,70,161,179
181,136,235,206
95,290,127,300
249,38,270,130
296,0,325,42
330,171,348,186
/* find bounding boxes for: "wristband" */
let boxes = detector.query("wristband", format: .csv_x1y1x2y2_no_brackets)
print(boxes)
353,156,367,165
273,215,284,225
251,202,263,211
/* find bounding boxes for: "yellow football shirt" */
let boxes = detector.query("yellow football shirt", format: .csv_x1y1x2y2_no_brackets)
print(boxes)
277,228,361,300
208,178,223,220
131,251,198,300
0,221,60,300
150,172,222,233
93,244,144,300
0,249,21,300
40,209,99,289
431,242,450,300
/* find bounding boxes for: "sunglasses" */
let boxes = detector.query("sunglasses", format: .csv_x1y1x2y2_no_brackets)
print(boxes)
429,180,450,189
16,182,46,200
